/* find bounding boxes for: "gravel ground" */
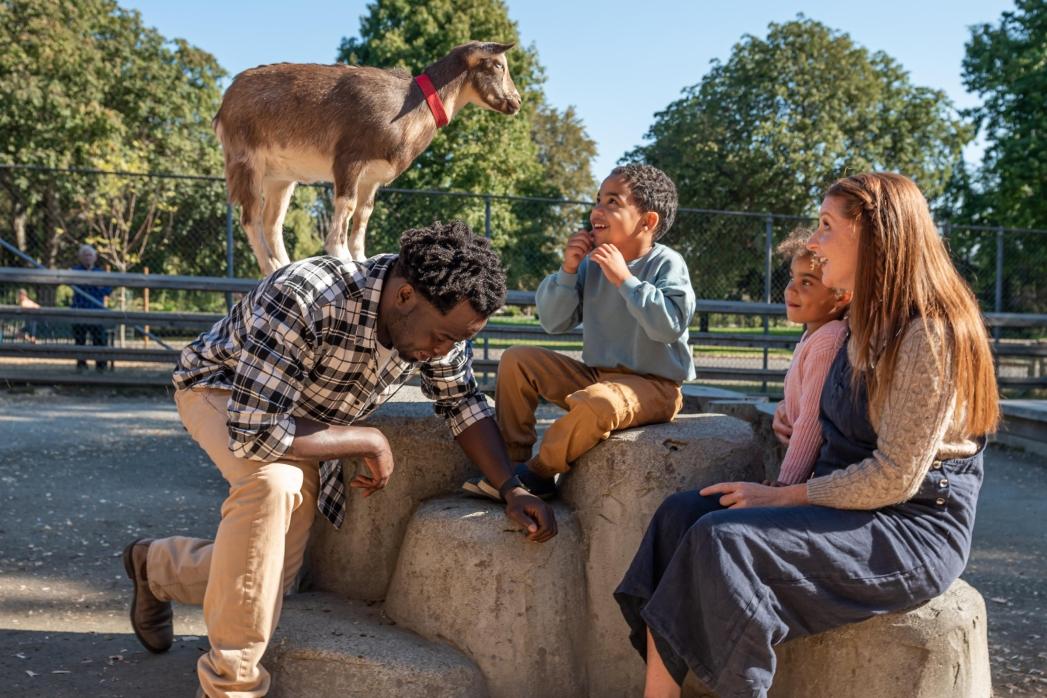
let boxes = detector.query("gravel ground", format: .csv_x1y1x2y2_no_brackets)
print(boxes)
0,387,1044,696
0,386,221,697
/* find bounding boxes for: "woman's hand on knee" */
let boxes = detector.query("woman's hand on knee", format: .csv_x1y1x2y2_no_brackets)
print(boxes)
700,481,808,508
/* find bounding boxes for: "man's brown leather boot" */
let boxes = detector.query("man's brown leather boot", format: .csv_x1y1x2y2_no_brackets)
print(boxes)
122,538,173,653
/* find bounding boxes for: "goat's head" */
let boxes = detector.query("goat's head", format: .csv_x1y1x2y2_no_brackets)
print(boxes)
459,41,522,115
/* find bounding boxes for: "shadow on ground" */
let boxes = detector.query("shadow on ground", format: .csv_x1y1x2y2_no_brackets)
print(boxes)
1,629,204,697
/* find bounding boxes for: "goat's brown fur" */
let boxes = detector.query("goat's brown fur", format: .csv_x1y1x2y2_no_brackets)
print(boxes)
213,41,521,274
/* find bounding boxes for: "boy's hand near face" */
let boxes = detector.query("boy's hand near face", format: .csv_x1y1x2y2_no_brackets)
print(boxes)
562,229,594,274
590,243,632,288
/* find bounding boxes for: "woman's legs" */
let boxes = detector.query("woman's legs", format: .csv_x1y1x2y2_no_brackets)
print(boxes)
616,491,725,687
645,628,682,698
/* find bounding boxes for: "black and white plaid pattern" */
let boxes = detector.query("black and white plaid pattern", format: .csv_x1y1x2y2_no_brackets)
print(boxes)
173,254,493,528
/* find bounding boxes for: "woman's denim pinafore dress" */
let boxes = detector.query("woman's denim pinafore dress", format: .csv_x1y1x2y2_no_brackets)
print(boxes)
614,339,984,698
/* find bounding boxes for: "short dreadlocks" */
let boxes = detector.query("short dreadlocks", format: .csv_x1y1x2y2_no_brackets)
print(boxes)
609,164,679,239
396,220,507,316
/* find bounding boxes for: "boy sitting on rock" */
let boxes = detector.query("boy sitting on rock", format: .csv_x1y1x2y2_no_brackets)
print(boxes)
465,164,695,499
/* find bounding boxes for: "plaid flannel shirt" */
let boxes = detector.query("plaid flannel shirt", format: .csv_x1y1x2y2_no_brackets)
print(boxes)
172,254,493,528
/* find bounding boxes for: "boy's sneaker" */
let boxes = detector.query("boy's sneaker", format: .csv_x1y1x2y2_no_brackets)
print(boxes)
461,463,558,502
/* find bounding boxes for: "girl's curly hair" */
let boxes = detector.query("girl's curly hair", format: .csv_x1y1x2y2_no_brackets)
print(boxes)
776,225,820,264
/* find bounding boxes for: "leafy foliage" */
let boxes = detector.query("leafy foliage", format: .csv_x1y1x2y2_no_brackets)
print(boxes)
0,0,225,275
335,0,596,287
624,17,972,301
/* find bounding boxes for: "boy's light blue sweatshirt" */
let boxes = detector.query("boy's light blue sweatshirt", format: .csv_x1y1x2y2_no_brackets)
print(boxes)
535,243,696,382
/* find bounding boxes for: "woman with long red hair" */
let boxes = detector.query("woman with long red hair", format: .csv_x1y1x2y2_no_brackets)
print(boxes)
616,172,998,698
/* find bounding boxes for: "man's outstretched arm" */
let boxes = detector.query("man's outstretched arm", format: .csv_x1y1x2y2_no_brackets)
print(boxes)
456,417,558,543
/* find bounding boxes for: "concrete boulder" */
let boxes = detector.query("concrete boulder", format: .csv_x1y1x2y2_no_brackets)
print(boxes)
560,413,761,698
304,386,475,600
680,384,754,413
705,398,782,482
681,578,991,698
770,578,991,698
265,591,487,698
289,390,992,698
385,496,588,698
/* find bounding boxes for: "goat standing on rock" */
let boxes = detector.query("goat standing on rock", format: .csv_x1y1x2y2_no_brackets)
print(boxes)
213,41,522,275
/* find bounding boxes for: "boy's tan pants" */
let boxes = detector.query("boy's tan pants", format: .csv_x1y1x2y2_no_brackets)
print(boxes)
146,388,319,698
495,346,683,476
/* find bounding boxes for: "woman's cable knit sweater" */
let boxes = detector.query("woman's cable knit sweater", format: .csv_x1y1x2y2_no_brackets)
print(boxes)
805,319,980,510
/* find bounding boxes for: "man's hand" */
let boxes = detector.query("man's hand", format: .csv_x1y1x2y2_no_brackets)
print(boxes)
504,488,557,542
699,481,808,509
349,429,395,498
589,243,631,288
772,402,792,445
562,229,594,274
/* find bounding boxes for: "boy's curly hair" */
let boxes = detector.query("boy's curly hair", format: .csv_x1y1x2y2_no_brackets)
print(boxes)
396,220,507,316
609,164,678,239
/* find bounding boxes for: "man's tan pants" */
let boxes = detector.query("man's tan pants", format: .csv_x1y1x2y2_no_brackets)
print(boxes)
146,388,319,698
495,346,683,476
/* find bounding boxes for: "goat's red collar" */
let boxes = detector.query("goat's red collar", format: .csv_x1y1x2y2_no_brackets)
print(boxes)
415,74,449,128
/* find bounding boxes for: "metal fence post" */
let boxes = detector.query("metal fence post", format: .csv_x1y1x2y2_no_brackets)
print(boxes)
225,202,235,311
484,196,492,239
483,195,493,381
994,226,1004,346
763,215,773,393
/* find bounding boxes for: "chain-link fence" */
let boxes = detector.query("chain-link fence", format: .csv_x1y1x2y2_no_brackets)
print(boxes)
2,164,1045,393
4,164,1046,309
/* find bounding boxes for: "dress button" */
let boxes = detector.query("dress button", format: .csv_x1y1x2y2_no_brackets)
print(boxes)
939,478,949,487
931,460,943,470
935,497,946,506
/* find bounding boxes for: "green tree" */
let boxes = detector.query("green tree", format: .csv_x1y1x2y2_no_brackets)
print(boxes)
961,0,1046,229
626,17,971,301
953,0,1047,315
335,0,596,287
0,0,225,276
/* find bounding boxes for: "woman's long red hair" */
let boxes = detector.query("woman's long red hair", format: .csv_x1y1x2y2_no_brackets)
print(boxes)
826,173,999,436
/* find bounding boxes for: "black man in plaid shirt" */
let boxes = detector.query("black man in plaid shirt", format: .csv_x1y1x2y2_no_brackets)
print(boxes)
122,221,557,698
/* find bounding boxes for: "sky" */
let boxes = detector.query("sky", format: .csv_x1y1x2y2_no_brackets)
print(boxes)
121,0,1013,180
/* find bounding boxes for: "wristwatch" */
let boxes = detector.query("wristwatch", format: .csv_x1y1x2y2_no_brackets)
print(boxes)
498,475,526,500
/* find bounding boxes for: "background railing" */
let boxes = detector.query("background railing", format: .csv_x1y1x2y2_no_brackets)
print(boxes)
1,267,1044,395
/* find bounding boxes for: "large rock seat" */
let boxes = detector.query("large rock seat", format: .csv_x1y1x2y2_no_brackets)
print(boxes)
264,591,487,698
683,578,991,697
283,390,991,698
384,496,588,698
560,413,760,697
305,386,473,600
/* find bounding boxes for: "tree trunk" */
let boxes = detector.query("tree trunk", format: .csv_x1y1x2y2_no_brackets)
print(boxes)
43,185,63,269
13,209,28,251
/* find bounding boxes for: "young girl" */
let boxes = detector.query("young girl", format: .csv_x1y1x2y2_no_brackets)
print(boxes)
616,172,998,698
772,229,851,485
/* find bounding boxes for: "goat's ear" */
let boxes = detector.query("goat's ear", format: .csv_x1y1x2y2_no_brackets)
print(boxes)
480,42,515,55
